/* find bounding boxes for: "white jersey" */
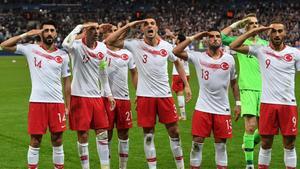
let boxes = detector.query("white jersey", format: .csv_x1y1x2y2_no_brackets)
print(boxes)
67,38,107,97
188,50,236,115
15,44,70,103
249,45,300,105
172,47,190,75
124,39,177,97
103,48,136,100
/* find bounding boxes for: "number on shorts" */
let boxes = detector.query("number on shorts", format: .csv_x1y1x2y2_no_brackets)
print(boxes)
125,111,131,121
265,59,271,68
58,113,66,123
225,119,232,130
292,116,297,128
142,54,148,63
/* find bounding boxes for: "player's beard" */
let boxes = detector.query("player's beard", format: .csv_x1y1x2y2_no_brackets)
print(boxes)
209,43,221,51
42,35,54,46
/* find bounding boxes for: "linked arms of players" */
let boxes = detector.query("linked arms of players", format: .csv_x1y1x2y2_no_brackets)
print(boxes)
172,31,208,61
230,79,241,121
0,29,42,52
105,20,147,49
229,26,272,54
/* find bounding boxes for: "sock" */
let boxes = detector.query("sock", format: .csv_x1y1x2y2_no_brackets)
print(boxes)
27,146,40,169
77,142,89,169
144,133,157,169
254,129,260,146
284,148,297,168
177,96,186,119
243,133,255,165
53,145,64,169
190,141,203,168
118,138,129,169
215,143,228,168
96,131,110,168
258,147,271,169
169,137,184,169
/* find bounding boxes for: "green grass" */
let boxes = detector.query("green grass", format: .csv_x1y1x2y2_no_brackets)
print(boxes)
0,56,299,169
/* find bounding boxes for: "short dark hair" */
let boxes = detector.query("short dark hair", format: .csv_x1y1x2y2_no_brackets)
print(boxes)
40,20,56,29
177,33,186,43
207,28,220,34
244,13,256,19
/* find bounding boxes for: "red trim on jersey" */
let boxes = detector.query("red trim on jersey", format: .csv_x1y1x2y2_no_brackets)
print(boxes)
82,37,98,49
39,43,58,53
206,49,223,59
269,43,286,51
143,37,160,46
200,60,229,70
106,49,129,60
32,49,63,64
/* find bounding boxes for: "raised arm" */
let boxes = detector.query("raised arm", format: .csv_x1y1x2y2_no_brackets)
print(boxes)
105,20,146,49
221,18,250,35
230,79,241,121
229,26,271,54
173,31,208,61
174,60,192,102
0,29,42,52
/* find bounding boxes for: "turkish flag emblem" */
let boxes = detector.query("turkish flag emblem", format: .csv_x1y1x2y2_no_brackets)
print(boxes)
121,54,129,60
97,52,104,60
283,54,293,62
220,62,229,70
54,56,63,63
160,49,168,57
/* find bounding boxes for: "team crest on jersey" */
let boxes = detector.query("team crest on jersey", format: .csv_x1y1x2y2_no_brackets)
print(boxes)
159,49,168,57
97,52,104,60
54,56,63,63
84,49,104,60
283,54,293,62
121,54,129,60
220,62,229,70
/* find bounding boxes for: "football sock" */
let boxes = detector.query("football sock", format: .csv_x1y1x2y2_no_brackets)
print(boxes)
258,147,271,169
284,148,296,168
118,138,129,169
190,141,203,168
169,137,184,169
177,96,186,119
215,143,228,168
53,145,64,169
77,142,89,169
27,146,40,169
96,131,110,168
243,133,254,165
144,133,157,169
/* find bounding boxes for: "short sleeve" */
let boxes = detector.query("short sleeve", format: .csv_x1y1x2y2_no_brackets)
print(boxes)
230,58,237,80
15,44,30,55
61,54,71,78
248,45,262,58
124,39,136,52
128,53,136,69
221,33,237,46
187,50,201,64
295,49,300,71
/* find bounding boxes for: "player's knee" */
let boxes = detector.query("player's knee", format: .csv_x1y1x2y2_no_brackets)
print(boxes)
193,136,204,143
117,131,129,140
245,125,256,134
283,136,296,149
30,137,42,148
96,131,108,141
167,125,180,138
261,138,272,149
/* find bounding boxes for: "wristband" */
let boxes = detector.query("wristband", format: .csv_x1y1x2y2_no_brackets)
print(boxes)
236,101,241,106
0,46,3,51
20,33,28,39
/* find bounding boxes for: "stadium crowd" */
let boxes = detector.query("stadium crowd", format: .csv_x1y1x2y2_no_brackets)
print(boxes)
0,0,299,48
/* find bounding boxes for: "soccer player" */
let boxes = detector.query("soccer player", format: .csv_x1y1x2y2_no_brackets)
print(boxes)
105,18,192,169
172,33,190,120
173,30,241,169
230,22,300,169
221,13,268,169
0,20,71,169
102,25,138,169
62,22,115,169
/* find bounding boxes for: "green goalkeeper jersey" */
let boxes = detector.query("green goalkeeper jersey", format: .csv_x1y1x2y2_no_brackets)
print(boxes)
221,33,268,91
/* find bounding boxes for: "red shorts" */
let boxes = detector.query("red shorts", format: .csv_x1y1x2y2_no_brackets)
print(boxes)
28,102,66,135
192,110,232,139
259,103,298,136
172,75,190,93
103,98,133,130
136,97,178,127
69,96,109,131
